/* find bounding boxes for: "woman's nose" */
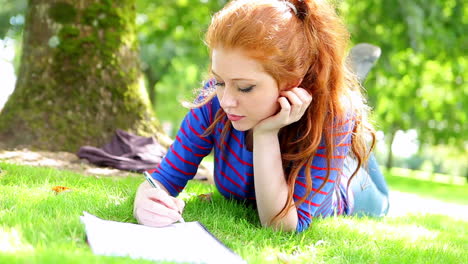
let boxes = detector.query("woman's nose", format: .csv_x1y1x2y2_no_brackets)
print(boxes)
219,88,237,108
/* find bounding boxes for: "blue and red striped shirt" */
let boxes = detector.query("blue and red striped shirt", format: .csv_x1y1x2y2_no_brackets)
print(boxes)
150,82,354,232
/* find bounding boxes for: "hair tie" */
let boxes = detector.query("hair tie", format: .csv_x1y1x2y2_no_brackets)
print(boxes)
284,1,298,15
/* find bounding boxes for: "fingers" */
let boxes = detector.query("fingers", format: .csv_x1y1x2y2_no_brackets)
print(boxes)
136,207,179,227
135,188,185,227
281,87,312,106
143,199,181,218
281,90,302,119
146,188,180,212
173,197,185,213
279,87,312,122
293,87,313,105
277,96,291,113
253,87,312,134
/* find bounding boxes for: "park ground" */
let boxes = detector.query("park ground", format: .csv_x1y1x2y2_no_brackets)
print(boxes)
0,148,467,263
1,148,466,220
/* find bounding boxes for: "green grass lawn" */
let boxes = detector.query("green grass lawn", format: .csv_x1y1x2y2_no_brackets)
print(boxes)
386,173,467,205
0,162,467,264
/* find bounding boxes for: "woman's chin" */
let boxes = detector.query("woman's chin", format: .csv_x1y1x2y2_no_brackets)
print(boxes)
230,121,253,132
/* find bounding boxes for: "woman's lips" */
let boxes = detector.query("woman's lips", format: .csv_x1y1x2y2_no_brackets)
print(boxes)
227,114,245,121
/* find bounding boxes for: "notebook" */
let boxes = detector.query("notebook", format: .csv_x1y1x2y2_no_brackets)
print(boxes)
80,212,246,264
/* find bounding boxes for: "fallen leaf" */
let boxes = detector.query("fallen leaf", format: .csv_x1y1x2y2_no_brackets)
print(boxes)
52,186,72,194
197,193,213,202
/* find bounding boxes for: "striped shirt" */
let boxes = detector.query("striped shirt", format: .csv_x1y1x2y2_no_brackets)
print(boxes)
149,82,354,232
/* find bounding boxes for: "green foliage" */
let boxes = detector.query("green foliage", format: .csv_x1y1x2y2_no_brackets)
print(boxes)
341,0,467,148
0,0,26,39
385,144,468,178
133,0,467,145
0,0,465,150
135,0,227,135
0,0,25,73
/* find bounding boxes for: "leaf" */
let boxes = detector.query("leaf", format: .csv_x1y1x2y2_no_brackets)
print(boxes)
51,186,72,194
197,193,213,202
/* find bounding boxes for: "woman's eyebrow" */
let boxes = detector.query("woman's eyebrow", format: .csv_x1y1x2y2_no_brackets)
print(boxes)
211,69,256,81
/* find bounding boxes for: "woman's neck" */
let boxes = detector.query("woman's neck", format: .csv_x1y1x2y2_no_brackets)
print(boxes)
245,129,254,151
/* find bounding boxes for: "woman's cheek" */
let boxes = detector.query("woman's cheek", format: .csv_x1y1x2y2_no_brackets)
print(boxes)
215,89,223,101
265,99,281,117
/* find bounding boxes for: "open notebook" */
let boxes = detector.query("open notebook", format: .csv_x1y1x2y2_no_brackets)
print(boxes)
80,212,246,264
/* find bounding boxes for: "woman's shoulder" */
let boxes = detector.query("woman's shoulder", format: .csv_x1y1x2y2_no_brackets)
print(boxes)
196,94,221,114
189,78,218,106
194,79,220,107
188,80,222,126
336,89,366,128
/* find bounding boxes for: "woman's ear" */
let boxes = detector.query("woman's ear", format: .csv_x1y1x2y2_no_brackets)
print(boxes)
279,78,304,92
295,78,303,87
283,78,303,91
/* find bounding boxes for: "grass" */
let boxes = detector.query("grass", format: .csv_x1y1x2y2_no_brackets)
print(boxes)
385,173,467,205
0,161,467,264
388,167,466,185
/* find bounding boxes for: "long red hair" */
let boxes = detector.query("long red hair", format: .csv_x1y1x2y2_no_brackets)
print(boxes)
194,0,375,222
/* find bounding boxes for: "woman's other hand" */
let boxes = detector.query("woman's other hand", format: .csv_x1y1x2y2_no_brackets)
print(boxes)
133,181,185,227
254,87,312,135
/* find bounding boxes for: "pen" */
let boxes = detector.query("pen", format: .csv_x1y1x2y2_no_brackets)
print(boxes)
143,171,185,223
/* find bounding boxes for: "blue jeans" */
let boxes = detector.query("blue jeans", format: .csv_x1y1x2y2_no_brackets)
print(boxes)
344,154,390,217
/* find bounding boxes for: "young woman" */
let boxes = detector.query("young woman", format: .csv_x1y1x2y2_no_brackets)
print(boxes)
133,0,389,232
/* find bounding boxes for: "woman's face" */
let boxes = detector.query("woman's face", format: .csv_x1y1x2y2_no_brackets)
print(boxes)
211,48,282,131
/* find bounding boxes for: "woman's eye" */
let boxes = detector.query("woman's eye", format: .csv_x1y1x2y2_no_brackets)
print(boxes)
215,82,225,87
238,85,254,93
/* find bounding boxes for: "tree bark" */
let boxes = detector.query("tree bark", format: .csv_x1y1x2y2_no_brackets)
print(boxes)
0,0,164,152
385,128,397,170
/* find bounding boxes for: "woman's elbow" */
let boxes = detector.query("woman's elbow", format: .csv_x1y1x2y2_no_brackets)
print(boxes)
262,218,298,232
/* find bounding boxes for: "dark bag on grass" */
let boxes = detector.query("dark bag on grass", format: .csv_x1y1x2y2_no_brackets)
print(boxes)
77,129,166,173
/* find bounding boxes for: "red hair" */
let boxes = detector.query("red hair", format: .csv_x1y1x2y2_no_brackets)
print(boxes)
196,0,375,223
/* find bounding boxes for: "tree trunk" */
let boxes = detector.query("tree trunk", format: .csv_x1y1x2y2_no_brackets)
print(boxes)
143,59,172,106
385,128,397,170
0,0,164,152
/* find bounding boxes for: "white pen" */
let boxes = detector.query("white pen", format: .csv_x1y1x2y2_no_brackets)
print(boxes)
143,171,185,223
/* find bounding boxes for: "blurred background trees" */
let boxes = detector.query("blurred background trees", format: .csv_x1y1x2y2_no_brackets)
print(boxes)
134,0,226,135
341,0,467,173
0,0,466,178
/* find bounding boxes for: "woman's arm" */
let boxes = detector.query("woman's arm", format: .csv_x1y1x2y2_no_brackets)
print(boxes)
134,88,216,226
252,88,312,232
253,131,298,231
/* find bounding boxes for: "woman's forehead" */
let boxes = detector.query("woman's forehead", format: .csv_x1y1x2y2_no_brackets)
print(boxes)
211,48,267,80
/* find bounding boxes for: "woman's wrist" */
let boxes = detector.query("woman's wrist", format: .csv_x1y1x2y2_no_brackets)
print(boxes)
252,127,279,138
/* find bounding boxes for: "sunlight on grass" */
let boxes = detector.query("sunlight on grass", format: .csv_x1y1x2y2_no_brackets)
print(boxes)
389,167,465,185
386,173,468,205
0,227,35,254
254,241,327,263
1,162,467,263
339,218,438,242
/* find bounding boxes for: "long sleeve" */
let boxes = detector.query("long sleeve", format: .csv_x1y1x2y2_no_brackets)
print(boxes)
149,99,215,196
294,119,354,232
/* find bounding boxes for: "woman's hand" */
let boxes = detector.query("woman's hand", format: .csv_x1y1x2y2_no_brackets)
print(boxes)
133,181,185,227
254,87,312,135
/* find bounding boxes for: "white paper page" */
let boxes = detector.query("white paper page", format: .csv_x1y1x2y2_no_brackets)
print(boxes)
80,212,245,264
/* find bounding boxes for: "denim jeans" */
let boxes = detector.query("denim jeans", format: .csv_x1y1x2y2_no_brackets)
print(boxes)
344,154,390,217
